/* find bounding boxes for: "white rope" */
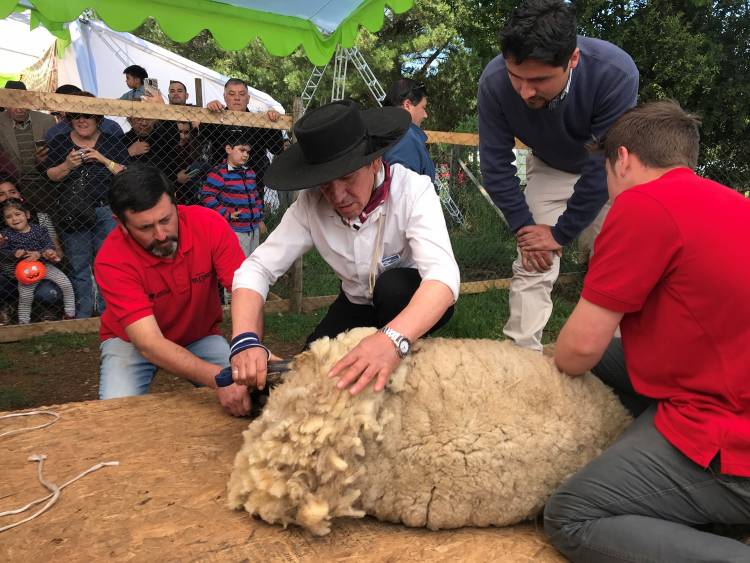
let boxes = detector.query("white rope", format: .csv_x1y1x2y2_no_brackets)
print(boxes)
0,411,60,438
0,411,119,533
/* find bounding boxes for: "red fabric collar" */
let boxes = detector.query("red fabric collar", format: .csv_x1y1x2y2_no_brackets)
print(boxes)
358,163,391,223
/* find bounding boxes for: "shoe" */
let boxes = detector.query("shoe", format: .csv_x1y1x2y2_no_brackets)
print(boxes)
62,313,76,321
38,309,57,322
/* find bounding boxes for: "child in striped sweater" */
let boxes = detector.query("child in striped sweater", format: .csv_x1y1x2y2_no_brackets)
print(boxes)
200,132,264,257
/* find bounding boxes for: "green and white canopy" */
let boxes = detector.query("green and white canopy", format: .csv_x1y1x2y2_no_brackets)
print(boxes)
0,0,413,64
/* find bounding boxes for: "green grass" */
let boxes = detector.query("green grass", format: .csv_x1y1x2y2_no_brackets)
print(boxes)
264,308,326,342
432,287,577,344
24,332,98,355
253,287,578,349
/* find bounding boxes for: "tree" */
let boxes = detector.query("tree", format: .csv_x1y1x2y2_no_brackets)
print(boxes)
133,0,750,187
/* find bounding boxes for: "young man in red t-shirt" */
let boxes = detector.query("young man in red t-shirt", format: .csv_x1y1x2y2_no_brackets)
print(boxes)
94,164,250,416
533,101,750,561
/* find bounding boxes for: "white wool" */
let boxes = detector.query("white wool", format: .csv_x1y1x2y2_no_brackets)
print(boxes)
227,328,631,535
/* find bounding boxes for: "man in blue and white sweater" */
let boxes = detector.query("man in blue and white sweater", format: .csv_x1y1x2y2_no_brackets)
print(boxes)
478,0,638,351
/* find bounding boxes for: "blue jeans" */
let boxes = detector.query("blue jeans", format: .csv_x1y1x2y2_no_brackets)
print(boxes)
62,206,116,318
99,334,230,399
544,339,750,562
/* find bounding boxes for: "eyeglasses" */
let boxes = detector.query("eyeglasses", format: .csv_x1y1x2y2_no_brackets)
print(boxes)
68,113,96,120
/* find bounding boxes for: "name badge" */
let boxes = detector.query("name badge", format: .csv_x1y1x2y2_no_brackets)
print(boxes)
381,253,401,268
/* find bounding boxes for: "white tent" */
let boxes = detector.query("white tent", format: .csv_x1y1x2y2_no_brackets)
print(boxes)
0,11,284,114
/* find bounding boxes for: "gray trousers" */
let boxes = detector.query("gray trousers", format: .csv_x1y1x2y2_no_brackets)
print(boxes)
235,229,260,258
544,339,750,562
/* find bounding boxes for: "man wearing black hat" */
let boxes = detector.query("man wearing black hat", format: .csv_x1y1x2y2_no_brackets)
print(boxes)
230,100,460,397
0,80,55,210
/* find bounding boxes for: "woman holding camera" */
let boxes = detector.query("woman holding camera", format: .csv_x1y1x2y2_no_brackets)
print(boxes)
45,91,128,318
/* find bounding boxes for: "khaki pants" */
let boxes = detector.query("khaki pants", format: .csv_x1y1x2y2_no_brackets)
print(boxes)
503,155,609,351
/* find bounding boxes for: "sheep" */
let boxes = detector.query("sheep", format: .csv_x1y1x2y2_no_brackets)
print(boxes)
227,327,631,536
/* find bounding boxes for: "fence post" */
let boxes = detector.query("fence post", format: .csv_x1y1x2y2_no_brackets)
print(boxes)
194,78,203,107
289,97,304,314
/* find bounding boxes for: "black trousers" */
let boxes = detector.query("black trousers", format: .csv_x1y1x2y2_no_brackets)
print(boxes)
304,267,454,348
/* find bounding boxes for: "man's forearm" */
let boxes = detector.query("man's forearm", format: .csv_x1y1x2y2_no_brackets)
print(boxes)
386,280,455,341
230,287,265,339
554,298,622,376
138,337,223,387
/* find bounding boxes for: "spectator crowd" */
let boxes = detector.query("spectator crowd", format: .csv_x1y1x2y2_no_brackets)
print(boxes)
0,70,283,324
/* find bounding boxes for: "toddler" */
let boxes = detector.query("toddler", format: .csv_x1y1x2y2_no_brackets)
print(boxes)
0,198,75,323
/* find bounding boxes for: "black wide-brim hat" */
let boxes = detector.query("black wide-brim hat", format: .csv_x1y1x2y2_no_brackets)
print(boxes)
265,100,410,191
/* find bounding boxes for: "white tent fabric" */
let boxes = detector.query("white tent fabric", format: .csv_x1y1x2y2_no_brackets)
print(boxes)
0,12,285,114
0,13,54,74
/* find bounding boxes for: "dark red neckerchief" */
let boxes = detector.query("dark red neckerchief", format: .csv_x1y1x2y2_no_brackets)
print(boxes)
358,162,392,224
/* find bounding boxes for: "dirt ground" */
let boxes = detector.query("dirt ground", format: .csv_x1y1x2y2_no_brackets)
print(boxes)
0,327,303,410
1,390,566,562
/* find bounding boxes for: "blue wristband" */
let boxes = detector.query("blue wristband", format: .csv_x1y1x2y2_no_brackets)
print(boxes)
229,331,270,361
231,332,260,353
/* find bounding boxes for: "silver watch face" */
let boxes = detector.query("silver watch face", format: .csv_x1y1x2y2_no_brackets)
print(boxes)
398,339,410,355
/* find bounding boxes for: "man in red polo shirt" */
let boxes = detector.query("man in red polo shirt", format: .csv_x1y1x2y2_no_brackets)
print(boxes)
534,101,750,561
95,164,249,416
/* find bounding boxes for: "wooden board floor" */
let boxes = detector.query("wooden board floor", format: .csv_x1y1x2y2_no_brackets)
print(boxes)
1,389,565,562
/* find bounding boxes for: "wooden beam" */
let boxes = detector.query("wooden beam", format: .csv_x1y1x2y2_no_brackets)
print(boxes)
425,130,527,149
0,89,291,129
0,317,99,343
425,130,480,146
0,274,581,342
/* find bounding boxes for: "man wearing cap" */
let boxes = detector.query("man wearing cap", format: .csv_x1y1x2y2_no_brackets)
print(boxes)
230,100,460,397
0,80,55,210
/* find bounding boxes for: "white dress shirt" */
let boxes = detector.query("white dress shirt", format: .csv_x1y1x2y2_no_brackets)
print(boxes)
233,163,460,305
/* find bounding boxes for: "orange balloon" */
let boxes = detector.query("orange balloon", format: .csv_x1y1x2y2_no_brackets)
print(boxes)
15,260,46,285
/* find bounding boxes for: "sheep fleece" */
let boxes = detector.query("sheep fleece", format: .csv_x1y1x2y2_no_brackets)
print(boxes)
227,327,631,535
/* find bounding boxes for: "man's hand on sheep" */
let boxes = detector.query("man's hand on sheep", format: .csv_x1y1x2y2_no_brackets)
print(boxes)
329,331,401,395
216,382,252,417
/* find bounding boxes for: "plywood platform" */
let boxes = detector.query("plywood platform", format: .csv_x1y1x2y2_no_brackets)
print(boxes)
0,390,565,562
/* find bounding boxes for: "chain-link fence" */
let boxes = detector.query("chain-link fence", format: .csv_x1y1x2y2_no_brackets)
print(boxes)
0,88,291,326
0,88,603,329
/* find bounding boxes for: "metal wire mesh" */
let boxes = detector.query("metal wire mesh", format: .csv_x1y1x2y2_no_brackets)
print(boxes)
0,90,289,324
8,90,740,326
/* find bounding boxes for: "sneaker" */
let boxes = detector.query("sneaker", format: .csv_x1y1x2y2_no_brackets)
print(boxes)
62,313,76,321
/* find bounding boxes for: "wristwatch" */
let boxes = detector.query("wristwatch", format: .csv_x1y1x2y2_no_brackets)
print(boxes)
380,326,411,359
